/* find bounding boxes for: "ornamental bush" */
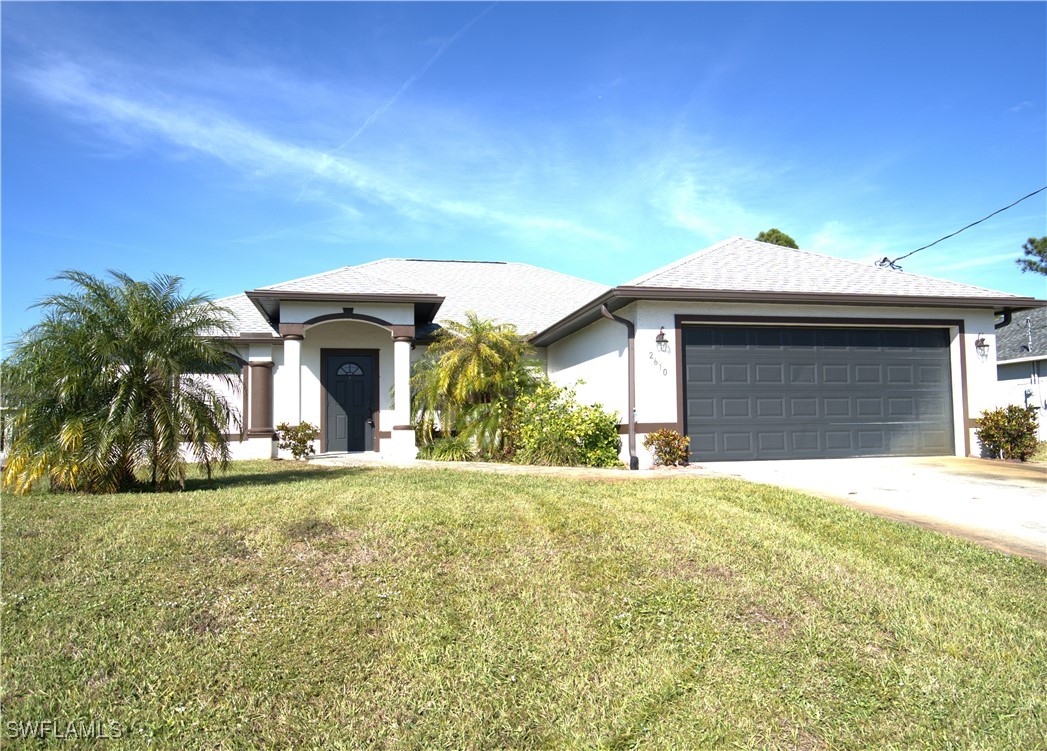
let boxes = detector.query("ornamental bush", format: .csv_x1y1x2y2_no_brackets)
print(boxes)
514,381,621,468
642,429,690,467
418,435,475,462
276,422,319,460
975,405,1039,462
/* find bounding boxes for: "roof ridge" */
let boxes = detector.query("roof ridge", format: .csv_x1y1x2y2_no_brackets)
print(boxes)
258,263,430,296
622,237,742,286
256,265,355,290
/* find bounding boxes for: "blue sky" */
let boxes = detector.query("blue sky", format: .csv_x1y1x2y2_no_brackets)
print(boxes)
3,1,1045,347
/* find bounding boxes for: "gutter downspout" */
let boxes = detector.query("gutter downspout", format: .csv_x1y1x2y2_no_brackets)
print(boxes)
600,304,638,470
994,310,1012,330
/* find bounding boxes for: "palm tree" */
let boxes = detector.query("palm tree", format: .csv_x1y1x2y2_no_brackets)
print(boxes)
411,312,539,457
1,270,241,494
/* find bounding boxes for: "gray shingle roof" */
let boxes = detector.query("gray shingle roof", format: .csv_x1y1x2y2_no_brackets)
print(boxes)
626,236,1024,299
257,266,428,296
212,293,278,338
356,259,608,336
996,306,1047,361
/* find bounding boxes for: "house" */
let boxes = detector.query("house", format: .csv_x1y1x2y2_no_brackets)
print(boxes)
213,237,1042,467
995,305,1047,441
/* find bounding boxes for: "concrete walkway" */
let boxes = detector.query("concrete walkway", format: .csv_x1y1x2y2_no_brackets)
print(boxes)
310,453,1047,562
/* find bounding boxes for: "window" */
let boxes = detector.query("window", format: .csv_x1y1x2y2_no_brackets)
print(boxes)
336,362,364,377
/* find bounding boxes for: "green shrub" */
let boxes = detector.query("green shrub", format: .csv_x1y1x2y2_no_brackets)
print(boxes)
418,436,475,462
975,405,1039,461
276,422,320,460
642,429,690,467
514,381,621,468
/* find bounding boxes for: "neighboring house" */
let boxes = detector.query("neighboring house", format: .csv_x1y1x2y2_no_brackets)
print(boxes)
213,237,1042,467
994,306,1047,441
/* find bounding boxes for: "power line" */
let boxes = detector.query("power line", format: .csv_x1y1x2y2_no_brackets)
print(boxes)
876,185,1047,270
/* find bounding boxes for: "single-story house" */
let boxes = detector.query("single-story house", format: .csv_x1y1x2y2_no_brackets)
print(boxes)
995,305,1047,441
213,237,1043,467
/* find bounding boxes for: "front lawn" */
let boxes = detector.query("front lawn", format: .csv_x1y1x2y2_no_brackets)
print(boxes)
2,461,1044,749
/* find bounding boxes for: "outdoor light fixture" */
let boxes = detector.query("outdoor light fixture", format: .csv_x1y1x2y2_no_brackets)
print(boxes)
974,335,989,355
655,327,669,351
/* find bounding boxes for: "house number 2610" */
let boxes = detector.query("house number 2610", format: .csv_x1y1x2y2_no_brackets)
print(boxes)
649,352,668,376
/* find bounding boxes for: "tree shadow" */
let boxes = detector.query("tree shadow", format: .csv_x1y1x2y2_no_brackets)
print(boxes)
181,463,376,493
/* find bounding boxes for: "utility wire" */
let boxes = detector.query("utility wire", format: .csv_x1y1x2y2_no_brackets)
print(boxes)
876,185,1047,270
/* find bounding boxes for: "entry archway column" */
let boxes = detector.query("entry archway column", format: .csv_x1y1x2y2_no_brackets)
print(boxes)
388,325,417,460
281,334,303,425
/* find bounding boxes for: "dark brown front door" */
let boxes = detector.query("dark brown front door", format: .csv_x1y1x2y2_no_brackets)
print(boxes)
323,351,375,452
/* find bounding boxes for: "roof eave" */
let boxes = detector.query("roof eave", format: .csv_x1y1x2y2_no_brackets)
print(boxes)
244,289,446,326
530,286,1045,347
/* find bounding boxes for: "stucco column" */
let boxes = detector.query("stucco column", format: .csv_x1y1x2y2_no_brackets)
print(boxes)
388,327,417,460
393,336,412,424
282,334,303,425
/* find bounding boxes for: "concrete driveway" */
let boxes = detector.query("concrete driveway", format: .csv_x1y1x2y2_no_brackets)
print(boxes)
700,456,1047,562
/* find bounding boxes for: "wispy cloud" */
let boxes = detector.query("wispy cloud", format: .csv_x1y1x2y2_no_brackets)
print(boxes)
17,56,619,247
933,250,1023,273
330,3,496,154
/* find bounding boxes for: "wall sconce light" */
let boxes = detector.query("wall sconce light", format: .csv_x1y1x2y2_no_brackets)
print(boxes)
974,335,989,355
655,327,669,352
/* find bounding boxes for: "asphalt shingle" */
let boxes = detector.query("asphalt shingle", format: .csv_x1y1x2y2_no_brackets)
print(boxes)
356,259,608,335
996,306,1047,361
257,266,428,296
212,293,278,337
626,236,1025,299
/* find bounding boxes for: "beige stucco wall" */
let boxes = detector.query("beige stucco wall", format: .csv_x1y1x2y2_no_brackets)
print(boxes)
279,301,415,326
546,312,631,420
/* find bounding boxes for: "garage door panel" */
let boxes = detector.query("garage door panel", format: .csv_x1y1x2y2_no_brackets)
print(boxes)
792,432,819,451
822,364,850,383
683,325,953,460
856,398,883,417
824,398,851,417
789,364,816,384
687,363,714,383
918,397,946,418
887,365,914,384
722,433,753,453
854,364,882,383
721,363,749,383
755,364,784,383
790,398,819,417
858,431,885,450
722,398,750,417
756,398,785,417
757,432,787,451
689,432,717,454
888,397,916,418
688,397,715,418
918,365,946,385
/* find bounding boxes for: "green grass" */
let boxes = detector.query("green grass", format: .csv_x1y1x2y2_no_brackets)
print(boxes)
2,461,1044,750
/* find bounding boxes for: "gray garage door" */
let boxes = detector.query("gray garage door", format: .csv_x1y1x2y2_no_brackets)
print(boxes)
683,325,954,460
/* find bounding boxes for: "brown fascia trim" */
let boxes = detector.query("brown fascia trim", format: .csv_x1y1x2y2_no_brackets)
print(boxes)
245,289,444,326
530,289,618,346
530,287,1043,347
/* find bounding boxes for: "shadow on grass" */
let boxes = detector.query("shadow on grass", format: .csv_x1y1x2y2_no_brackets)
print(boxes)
182,463,375,493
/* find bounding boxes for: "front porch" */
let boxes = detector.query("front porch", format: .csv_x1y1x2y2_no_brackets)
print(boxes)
237,307,428,462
